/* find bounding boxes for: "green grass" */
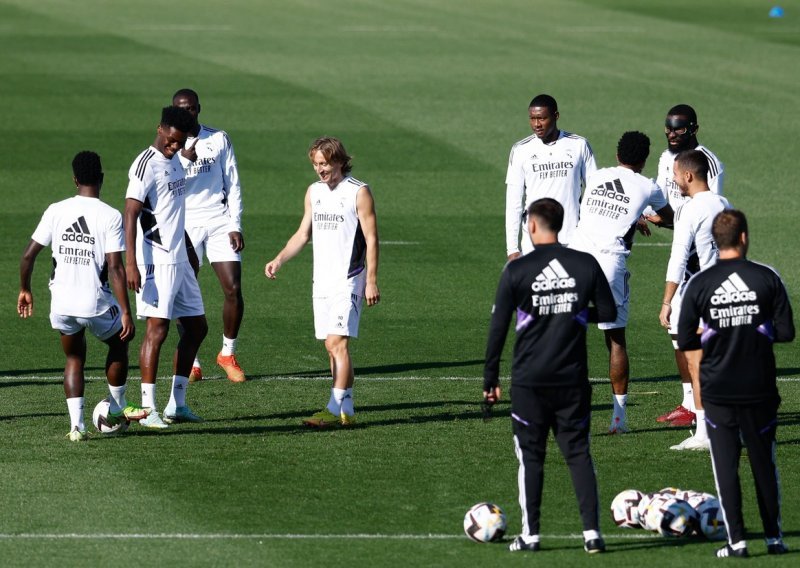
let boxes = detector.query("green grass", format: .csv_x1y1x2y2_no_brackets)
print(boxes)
1,0,799,565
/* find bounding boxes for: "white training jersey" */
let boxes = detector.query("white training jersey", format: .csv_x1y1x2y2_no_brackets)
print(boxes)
505,130,597,251
571,166,668,256
31,195,125,318
666,191,732,284
126,147,188,265
656,145,724,210
180,124,243,232
309,176,367,297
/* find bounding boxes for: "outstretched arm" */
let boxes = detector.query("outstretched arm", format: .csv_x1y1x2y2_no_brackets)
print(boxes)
18,240,45,318
264,188,313,279
357,185,380,306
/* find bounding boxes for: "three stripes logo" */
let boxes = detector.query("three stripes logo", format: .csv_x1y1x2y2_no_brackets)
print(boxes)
588,178,630,204
711,272,756,305
531,258,575,292
61,216,95,245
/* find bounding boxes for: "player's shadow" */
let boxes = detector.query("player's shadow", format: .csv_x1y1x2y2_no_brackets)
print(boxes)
0,412,62,422
271,359,485,378
0,379,59,389
0,367,104,377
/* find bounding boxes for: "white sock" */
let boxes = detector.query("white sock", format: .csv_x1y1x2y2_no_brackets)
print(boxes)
221,335,237,356
66,397,84,431
327,388,347,415
167,375,189,410
731,540,747,551
108,385,126,411
681,382,693,410
193,357,202,368
142,382,157,411
583,529,600,541
341,388,355,417
520,534,540,544
612,394,627,420
694,409,708,440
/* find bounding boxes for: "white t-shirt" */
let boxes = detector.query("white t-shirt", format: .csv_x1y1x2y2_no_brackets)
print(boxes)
571,166,668,255
666,191,732,284
180,124,243,232
31,195,124,317
309,176,368,297
505,130,597,251
126,147,188,265
656,144,724,210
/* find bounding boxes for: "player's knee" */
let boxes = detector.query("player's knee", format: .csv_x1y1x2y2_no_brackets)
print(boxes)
324,336,348,357
223,280,243,302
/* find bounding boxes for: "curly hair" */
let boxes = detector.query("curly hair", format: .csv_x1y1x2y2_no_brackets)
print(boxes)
160,105,195,133
72,151,103,186
617,131,650,167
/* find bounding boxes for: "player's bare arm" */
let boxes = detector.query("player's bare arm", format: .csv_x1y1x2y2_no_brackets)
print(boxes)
659,280,679,328
124,198,143,292
357,184,380,306
106,250,135,342
18,240,44,318
264,188,313,279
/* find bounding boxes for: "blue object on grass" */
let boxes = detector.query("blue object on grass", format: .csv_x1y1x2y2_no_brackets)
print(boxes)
769,6,784,18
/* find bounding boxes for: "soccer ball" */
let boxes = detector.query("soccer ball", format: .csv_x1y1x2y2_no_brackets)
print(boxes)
685,491,717,509
650,498,698,538
696,498,727,540
610,489,644,528
463,502,506,543
637,493,660,530
92,397,128,435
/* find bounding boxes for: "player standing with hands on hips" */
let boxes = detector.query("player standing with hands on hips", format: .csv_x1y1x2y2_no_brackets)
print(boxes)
172,88,247,383
18,151,149,440
484,198,616,554
677,210,794,558
265,137,380,427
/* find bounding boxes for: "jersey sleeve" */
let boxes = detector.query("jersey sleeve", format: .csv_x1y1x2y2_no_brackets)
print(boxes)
220,131,243,232
676,277,703,350
647,179,669,211
105,209,125,254
709,165,724,195
665,205,695,283
581,139,598,185
505,145,525,255
484,266,515,390
31,205,55,246
771,272,795,343
126,158,152,203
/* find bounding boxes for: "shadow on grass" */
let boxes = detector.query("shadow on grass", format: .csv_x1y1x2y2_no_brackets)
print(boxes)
267,359,485,379
0,412,62,422
0,367,105,377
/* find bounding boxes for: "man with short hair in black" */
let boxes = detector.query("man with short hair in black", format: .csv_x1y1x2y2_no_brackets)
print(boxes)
484,198,616,554
678,209,794,558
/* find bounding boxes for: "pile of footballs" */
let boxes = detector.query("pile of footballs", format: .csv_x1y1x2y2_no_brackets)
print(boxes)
611,487,726,540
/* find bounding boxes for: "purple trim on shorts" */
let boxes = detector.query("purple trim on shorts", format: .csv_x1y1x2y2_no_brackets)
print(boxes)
760,418,778,434
705,415,717,429
511,412,530,426
573,308,588,327
516,308,535,332
700,323,717,345
757,322,775,342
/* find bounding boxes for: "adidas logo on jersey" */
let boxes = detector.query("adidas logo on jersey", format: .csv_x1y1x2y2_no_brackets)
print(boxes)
61,216,95,245
531,258,575,292
588,178,630,203
711,272,756,304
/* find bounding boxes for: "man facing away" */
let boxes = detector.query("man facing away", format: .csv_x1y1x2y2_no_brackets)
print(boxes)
125,106,208,428
18,151,149,441
172,88,247,383
484,198,616,554
265,136,380,427
678,209,793,558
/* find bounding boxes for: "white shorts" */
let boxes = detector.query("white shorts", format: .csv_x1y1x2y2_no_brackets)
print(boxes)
594,253,630,330
669,281,688,348
313,292,363,340
136,261,205,320
186,219,241,266
50,304,122,341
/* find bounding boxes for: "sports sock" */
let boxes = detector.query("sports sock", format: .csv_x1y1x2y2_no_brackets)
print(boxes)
694,409,708,440
612,394,627,420
167,375,189,409
193,357,202,368
766,537,784,546
583,529,600,542
221,335,237,357
340,387,355,417
681,382,693,410
66,397,84,431
326,388,347,415
731,540,747,551
519,534,540,544
142,382,157,411
108,385,126,411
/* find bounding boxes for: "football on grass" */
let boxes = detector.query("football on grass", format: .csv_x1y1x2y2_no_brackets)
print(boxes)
611,489,644,528
463,502,506,543
92,397,128,435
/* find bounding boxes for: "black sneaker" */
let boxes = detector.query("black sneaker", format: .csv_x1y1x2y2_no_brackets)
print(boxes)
509,536,540,552
584,538,606,554
767,542,788,555
716,544,748,558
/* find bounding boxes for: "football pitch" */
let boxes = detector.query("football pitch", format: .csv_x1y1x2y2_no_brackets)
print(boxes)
1,0,799,565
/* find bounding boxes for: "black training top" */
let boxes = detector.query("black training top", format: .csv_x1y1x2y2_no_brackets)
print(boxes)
483,243,616,391
678,258,795,404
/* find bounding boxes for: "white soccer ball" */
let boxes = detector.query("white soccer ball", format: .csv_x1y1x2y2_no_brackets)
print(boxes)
610,489,644,528
651,498,698,538
463,502,507,543
92,397,128,435
685,491,717,509
638,493,662,531
696,498,727,540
